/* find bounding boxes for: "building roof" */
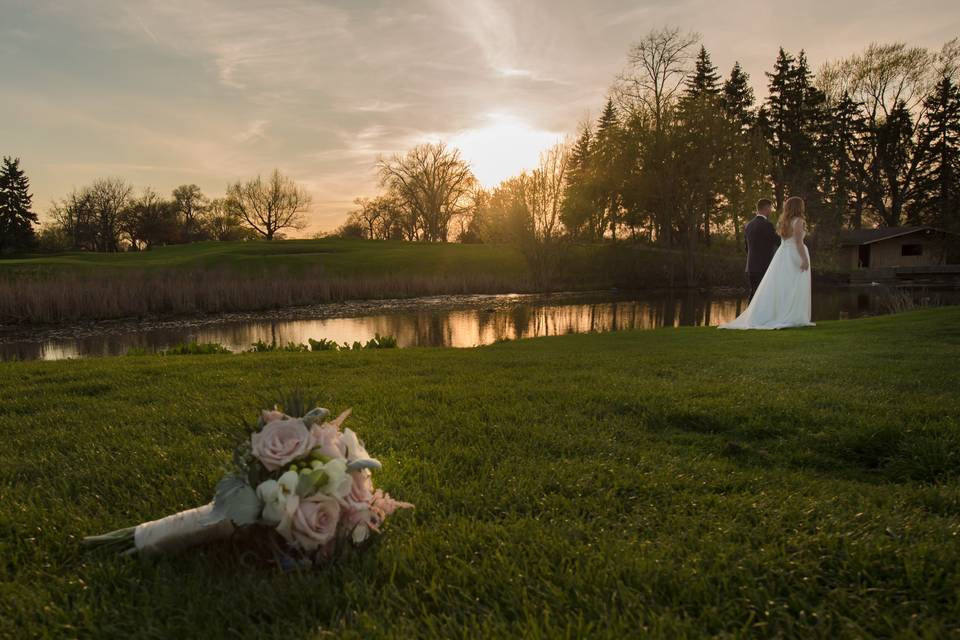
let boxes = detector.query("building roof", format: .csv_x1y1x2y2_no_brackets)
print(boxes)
839,226,954,246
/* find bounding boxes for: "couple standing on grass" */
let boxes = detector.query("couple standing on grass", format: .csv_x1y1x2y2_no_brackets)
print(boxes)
720,196,815,330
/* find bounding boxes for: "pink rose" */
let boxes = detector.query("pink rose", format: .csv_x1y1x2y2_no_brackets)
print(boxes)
309,424,346,460
371,489,414,518
250,418,312,471
288,493,341,551
348,470,374,504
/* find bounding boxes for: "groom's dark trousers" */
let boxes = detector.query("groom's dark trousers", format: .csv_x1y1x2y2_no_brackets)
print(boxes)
744,215,780,301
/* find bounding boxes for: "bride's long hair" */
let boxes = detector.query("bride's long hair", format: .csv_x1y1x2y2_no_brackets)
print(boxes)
777,196,805,238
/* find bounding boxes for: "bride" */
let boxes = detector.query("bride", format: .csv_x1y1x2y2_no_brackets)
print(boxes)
720,196,815,330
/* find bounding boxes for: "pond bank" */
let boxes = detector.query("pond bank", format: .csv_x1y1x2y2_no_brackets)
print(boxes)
0,239,753,324
3,285,957,361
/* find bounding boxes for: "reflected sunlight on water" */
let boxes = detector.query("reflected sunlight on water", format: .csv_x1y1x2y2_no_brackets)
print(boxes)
3,286,957,361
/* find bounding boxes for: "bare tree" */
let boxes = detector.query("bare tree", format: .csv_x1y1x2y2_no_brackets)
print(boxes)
225,169,311,240
937,38,960,80
350,197,381,239
614,26,701,130
172,184,206,241
203,198,253,241
377,142,477,242
122,188,179,250
527,142,570,241
50,189,96,251
348,195,404,239
87,177,133,251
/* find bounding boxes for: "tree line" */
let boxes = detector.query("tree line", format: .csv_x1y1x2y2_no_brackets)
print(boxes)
0,167,313,254
4,29,959,260
340,30,960,262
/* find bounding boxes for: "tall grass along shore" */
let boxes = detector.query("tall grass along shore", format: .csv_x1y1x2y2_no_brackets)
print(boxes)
0,239,747,323
2,308,958,637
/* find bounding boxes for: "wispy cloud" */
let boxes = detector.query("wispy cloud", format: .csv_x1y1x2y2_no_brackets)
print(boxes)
234,119,269,144
5,0,959,233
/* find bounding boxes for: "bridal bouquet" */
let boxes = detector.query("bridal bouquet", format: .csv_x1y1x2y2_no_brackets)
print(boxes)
84,403,412,564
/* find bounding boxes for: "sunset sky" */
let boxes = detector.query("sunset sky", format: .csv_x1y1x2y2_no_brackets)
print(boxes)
2,0,958,234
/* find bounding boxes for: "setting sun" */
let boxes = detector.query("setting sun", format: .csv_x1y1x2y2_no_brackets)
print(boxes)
448,113,562,188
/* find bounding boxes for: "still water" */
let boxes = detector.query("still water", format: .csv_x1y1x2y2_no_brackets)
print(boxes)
1,286,957,361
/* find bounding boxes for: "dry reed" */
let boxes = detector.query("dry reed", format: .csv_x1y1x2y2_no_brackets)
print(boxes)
0,267,536,324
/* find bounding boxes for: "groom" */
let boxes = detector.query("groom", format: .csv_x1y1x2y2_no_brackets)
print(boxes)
744,198,779,300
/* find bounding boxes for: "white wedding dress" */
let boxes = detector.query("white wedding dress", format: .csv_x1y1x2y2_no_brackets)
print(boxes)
720,219,814,330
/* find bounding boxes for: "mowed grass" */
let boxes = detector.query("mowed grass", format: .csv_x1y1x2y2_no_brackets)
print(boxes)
0,237,744,284
2,309,959,638
0,239,530,278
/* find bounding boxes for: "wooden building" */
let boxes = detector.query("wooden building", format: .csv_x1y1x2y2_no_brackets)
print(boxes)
839,226,956,270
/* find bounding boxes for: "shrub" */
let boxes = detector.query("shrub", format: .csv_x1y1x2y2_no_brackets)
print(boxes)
126,343,232,356
308,338,340,351
248,340,310,353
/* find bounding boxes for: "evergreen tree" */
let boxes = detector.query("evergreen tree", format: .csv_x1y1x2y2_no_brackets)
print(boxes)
786,52,828,206
763,49,828,217
561,124,595,239
684,46,722,100
822,92,869,231
874,101,916,226
592,99,626,240
721,62,763,249
914,77,960,231
764,48,795,208
0,156,38,254
678,48,725,246
618,111,654,239
722,61,755,132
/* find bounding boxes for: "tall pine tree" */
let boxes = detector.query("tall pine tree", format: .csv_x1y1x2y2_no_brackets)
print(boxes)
763,49,828,220
678,47,724,246
914,77,960,231
764,48,795,209
0,156,38,255
685,46,722,99
592,99,626,240
722,62,765,249
561,124,595,239
822,92,868,231
723,61,755,132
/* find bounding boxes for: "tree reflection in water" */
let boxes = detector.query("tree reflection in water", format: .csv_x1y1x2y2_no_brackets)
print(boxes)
3,286,958,361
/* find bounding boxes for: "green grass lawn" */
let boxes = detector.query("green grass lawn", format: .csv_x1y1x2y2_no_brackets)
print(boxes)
0,239,530,278
2,309,958,638
0,237,746,282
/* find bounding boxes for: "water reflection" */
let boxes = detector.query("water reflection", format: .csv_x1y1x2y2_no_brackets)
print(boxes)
2,286,957,361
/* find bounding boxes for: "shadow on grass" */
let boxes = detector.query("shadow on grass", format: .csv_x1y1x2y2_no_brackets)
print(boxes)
614,404,960,485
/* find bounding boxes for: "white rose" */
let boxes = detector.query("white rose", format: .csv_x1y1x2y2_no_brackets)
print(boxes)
318,458,352,499
256,470,299,525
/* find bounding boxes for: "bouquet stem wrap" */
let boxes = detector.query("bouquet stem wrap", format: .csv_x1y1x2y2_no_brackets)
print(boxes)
134,504,235,555
84,503,235,556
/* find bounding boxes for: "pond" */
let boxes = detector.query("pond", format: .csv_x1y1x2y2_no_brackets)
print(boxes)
1,285,957,361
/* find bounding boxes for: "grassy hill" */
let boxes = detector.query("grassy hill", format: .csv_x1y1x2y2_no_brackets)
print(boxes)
0,239,747,324
1,308,958,637
0,239,530,277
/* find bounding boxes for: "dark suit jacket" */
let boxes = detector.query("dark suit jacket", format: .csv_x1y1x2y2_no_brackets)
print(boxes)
744,215,780,274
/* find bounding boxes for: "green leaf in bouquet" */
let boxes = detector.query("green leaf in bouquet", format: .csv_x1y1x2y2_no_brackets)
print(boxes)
296,469,328,497
205,473,261,527
301,406,330,427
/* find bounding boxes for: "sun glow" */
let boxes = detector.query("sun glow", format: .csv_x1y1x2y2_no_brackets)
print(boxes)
449,113,561,188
